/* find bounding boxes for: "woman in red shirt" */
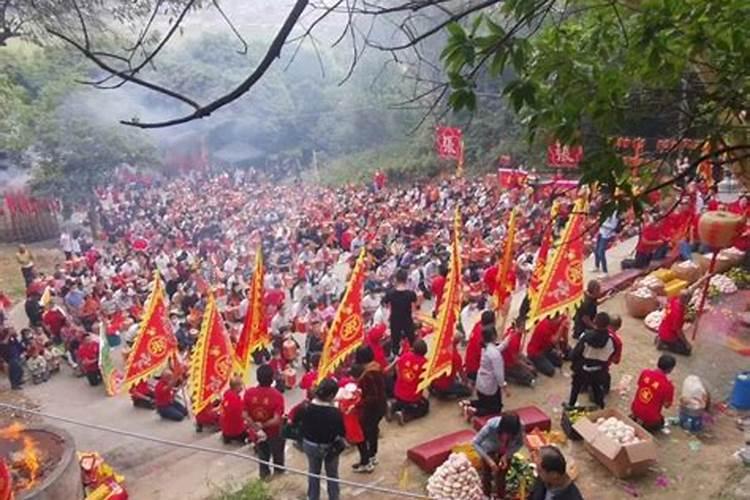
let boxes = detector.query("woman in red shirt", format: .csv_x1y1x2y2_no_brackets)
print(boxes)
465,310,496,381
154,372,188,422
657,293,692,356
526,315,566,377
502,319,536,387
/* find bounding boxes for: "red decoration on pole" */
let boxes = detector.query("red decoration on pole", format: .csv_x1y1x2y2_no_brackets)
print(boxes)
436,127,463,160
547,141,583,168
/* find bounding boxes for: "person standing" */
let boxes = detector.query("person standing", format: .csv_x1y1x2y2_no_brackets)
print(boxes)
299,378,346,500
630,354,676,432
568,312,615,409
472,412,523,498
353,346,387,473
0,328,25,390
573,280,601,340
16,244,35,287
76,332,101,386
383,269,418,355
594,212,618,274
244,364,285,479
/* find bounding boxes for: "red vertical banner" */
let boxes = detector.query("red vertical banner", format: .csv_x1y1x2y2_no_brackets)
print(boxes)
436,127,463,159
547,141,583,168
234,248,268,378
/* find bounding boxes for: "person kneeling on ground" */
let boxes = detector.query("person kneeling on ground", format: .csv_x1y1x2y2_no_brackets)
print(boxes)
387,339,429,425
472,412,523,498
657,292,692,356
526,314,566,377
630,354,676,432
195,399,220,433
130,379,156,409
154,371,188,422
462,325,510,419
220,377,248,444
430,336,472,399
530,446,583,500
503,318,536,387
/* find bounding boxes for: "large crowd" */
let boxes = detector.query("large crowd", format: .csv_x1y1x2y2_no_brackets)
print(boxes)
1,166,745,499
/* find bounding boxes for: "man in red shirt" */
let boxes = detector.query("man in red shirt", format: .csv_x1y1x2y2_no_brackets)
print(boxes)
526,314,566,377
657,293,692,356
76,332,101,386
465,310,495,381
503,319,536,387
635,213,665,268
154,372,188,421
244,364,285,478
431,337,471,399
42,307,66,342
388,339,429,425
220,377,248,444
430,265,448,315
631,355,676,432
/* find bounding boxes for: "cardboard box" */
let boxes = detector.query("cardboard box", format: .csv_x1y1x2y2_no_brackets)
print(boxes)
573,408,657,478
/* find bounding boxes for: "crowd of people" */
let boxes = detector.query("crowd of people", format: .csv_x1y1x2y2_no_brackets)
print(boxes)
0,165,740,499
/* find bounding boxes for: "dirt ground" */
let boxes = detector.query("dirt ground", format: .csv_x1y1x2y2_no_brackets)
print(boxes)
0,241,62,301
1,238,749,499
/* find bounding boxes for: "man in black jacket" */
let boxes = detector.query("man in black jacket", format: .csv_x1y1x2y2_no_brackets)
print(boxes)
567,312,614,409
530,446,583,500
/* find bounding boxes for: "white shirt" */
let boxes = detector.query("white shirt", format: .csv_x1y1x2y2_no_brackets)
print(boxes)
475,339,509,396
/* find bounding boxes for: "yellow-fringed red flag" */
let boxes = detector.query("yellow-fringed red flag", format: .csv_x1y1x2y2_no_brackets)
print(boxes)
418,209,462,392
121,273,177,390
189,295,234,414
527,202,559,312
317,248,367,384
527,199,586,324
234,248,267,377
492,208,517,312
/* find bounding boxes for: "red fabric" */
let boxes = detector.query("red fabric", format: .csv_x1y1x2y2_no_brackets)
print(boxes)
243,386,285,438
220,390,246,437
339,395,364,444
609,329,623,365
77,339,99,374
431,275,446,311
432,349,463,391
129,380,152,400
464,321,483,374
195,405,219,426
394,351,426,403
658,296,684,343
407,429,476,473
365,324,388,369
299,371,317,391
636,223,662,253
43,309,66,337
264,289,285,308
631,369,674,426
526,318,558,358
483,265,498,293
501,328,523,368
154,380,175,408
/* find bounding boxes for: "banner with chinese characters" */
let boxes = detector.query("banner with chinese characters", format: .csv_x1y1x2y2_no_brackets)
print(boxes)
436,126,463,160
234,248,267,378
492,208,517,312
527,199,586,324
418,209,462,391
317,248,367,384
121,274,177,390
99,322,123,396
527,203,558,317
547,141,583,168
189,295,234,414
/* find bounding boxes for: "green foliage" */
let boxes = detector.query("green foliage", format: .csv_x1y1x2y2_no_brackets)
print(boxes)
442,0,750,210
211,478,272,500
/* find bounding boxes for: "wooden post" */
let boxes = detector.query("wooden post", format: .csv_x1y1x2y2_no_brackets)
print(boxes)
691,250,718,340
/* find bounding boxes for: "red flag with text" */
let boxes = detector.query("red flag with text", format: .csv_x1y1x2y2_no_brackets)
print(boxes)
547,141,583,168
234,248,267,378
436,127,463,160
492,209,517,311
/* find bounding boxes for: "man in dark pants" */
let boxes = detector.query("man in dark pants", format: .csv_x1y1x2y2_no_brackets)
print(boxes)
383,269,418,355
244,364,285,478
568,312,615,409
0,329,25,390
572,280,601,340
353,346,387,473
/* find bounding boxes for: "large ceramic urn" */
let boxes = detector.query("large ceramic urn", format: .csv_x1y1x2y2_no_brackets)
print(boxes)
698,211,745,249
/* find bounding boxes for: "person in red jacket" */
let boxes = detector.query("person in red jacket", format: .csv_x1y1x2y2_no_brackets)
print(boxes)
77,332,101,386
631,355,676,432
42,307,66,342
526,314,566,377
244,364,285,478
154,372,188,421
220,377,248,444
465,310,496,382
430,265,448,315
129,379,155,409
605,315,624,393
431,336,471,399
657,292,692,356
364,323,388,370
388,339,429,425
503,319,536,387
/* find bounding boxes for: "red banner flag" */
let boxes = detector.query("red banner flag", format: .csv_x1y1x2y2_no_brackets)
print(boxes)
492,209,517,312
121,274,178,390
419,209,462,391
234,248,267,378
547,141,583,168
527,199,586,324
436,126,463,160
189,295,234,414
317,248,367,384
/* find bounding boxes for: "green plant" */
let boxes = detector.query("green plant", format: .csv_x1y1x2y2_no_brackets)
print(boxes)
212,479,272,500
